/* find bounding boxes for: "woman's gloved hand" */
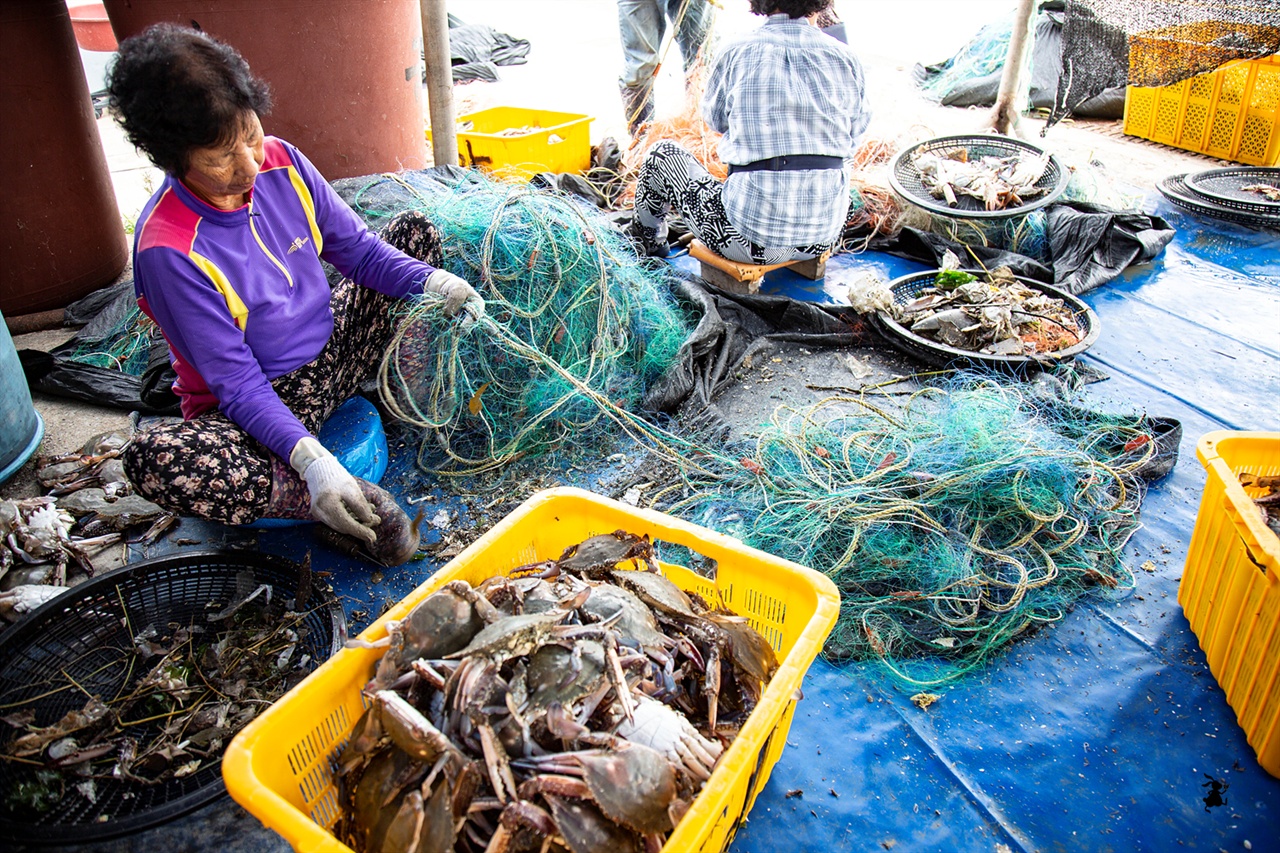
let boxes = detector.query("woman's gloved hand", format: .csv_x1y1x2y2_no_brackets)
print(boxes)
290,436,380,543
422,269,485,320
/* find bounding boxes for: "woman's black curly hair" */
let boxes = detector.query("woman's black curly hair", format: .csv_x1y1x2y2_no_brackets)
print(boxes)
749,0,830,17
105,24,272,176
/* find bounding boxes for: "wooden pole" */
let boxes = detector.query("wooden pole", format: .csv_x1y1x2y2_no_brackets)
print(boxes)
986,0,1037,137
420,0,458,167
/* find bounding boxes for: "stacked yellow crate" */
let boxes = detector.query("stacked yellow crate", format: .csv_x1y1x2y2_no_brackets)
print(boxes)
1123,22,1280,166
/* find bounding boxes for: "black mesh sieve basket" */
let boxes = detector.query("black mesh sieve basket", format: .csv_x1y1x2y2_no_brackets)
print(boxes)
0,550,343,846
1186,167,1280,212
1159,173,1280,228
888,134,1069,220
873,271,1101,372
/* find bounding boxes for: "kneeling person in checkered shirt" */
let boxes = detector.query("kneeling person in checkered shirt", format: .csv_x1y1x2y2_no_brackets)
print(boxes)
631,0,869,266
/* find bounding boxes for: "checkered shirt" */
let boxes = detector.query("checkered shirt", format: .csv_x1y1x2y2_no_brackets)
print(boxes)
702,14,870,248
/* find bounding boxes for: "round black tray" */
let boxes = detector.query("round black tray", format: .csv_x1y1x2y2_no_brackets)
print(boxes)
888,134,1069,220
874,271,1100,370
1158,174,1280,229
1186,167,1280,210
0,551,344,846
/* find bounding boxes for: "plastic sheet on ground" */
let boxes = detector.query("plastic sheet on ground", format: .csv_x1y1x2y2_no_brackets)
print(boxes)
106,190,1278,852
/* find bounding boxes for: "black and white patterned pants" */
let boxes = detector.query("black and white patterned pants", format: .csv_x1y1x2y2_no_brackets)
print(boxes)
633,140,834,265
122,212,443,525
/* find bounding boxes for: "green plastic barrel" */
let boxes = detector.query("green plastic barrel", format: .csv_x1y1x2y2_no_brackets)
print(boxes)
0,313,45,483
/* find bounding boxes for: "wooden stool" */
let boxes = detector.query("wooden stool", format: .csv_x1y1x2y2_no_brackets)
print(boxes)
686,239,829,294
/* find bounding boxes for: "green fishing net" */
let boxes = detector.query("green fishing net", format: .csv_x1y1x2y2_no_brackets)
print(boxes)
348,175,691,473
661,376,1154,688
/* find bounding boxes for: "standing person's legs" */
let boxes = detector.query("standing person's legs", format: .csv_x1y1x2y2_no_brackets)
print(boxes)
668,0,712,74
618,0,665,134
123,212,445,524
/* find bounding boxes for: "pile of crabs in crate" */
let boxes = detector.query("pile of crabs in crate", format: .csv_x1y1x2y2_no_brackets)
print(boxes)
338,530,777,853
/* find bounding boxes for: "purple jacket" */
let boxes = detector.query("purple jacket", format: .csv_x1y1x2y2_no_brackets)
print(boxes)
133,136,433,461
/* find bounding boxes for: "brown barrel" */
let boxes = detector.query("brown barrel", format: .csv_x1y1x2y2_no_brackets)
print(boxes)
103,0,427,181
0,0,128,316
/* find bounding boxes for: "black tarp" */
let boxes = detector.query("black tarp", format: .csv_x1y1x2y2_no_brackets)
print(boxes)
18,281,180,414
865,202,1175,296
443,14,531,83
916,2,1126,119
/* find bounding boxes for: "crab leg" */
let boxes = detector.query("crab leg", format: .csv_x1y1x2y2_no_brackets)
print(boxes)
483,826,512,853
419,751,452,796
674,737,717,782
477,722,519,804
604,635,635,724
704,645,721,734
411,658,449,691
576,680,614,726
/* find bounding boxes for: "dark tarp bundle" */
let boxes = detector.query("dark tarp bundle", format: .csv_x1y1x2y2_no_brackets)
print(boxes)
916,2,1126,119
442,14,531,83
18,281,180,414
866,202,1175,295
1050,0,1280,129
1047,201,1175,294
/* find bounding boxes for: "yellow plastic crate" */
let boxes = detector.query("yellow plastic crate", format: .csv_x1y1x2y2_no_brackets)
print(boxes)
428,106,593,180
1179,432,1280,778
1123,54,1280,166
223,487,840,851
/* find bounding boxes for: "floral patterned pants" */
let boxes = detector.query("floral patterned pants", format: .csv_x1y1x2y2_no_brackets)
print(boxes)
122,213,442,525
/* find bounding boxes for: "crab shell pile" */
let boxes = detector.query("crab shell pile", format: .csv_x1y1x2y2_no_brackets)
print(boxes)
910,147,1052,211
1,431,172,623
891,269,1084,356
337,530,779,853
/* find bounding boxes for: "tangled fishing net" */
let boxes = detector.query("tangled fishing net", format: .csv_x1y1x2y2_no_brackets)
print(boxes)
345,173,691,474
661,376,1154,688
63,306,156,376
918,16,1014,103
339,172,1160,690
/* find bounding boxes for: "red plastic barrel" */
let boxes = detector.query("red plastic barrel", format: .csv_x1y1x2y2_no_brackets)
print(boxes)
0,0,128,316
103,0,428,181
68,2,118,51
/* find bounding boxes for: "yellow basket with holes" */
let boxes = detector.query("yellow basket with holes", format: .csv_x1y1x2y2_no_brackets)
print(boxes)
1123,30,1280,167
1179,432,1280,778
428,106,593,180
223,487,840,851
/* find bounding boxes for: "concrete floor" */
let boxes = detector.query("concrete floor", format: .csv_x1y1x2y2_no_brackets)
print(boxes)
3,0,1221,502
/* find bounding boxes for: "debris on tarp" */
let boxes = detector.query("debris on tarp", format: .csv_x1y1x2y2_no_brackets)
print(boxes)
910,693,941,710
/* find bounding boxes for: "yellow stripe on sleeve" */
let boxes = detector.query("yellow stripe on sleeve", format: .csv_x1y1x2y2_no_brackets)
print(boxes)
191,253,250,331
288,167,324,254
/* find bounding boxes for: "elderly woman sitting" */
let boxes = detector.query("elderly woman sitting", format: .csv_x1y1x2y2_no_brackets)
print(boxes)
109,24,479,563
631,0,870,266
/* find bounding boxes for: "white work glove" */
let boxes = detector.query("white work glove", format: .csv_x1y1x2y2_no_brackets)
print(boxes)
290,437,380,543
422,269,485,321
